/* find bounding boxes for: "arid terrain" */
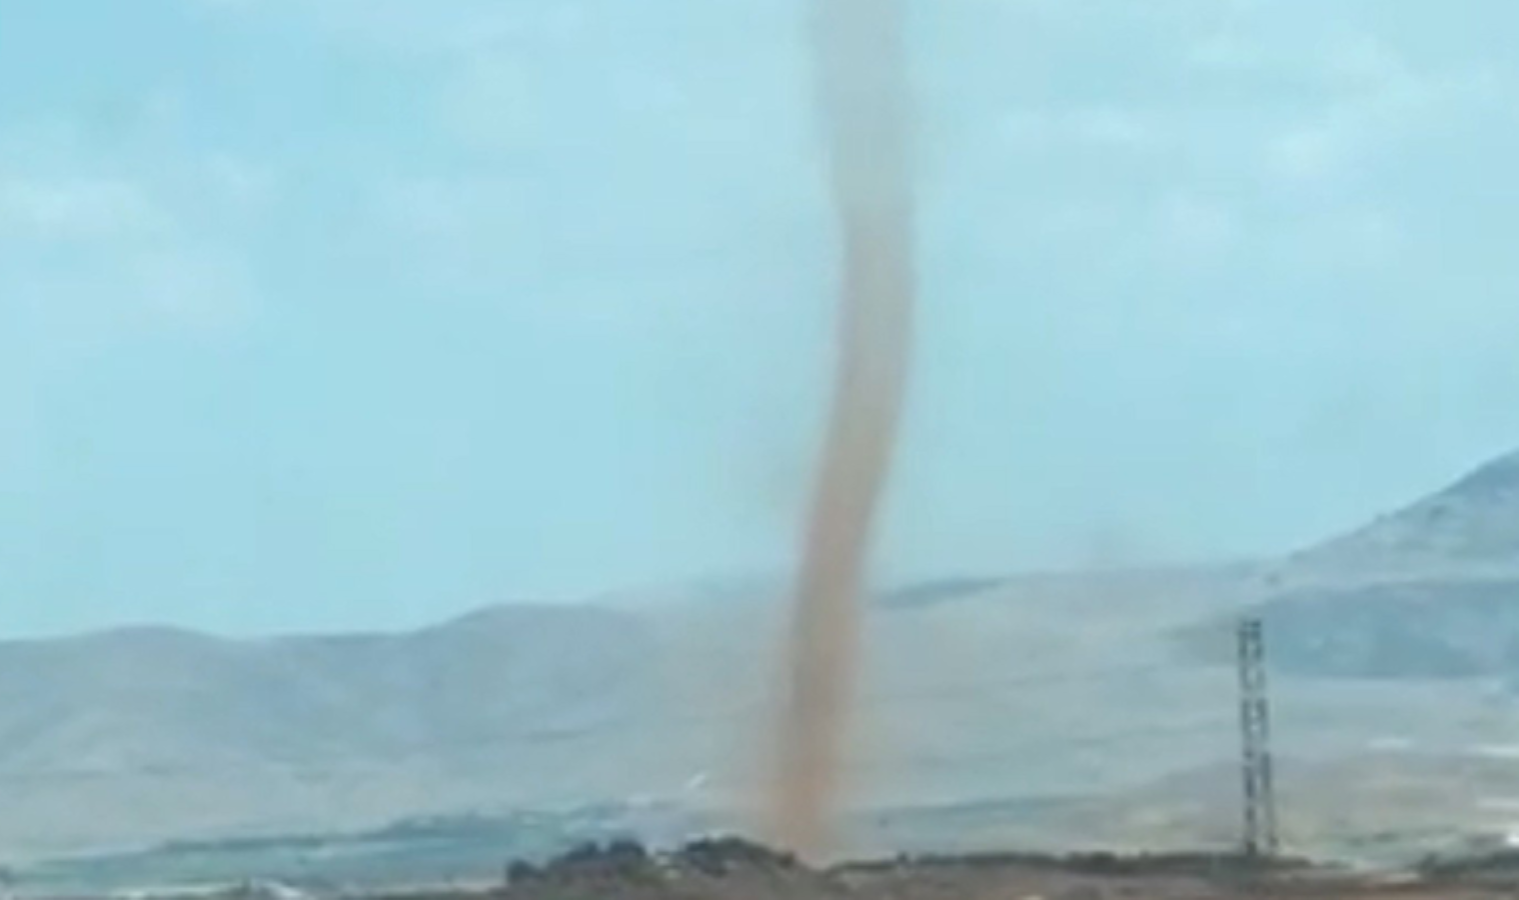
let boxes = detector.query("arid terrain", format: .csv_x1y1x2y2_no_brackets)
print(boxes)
12,451,1519,892
380,840,1519,900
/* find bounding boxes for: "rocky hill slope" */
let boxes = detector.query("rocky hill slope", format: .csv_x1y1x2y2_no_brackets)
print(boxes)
1184,451,1519,681
11,448,1519,860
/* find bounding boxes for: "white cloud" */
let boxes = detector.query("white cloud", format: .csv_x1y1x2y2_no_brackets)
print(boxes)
0,174,168,241
204,155,278,212
1264,35,1504,186
1156,194,1236,257
188,0,554,58
995,106,1169,154
1188,33,1265,72
134,247,256,332
1067,107,1163,151
1325,34,1406,87
1265,125,1347,183
1298,209,1403,270
1036,201,1121,240
0,148,260,340
434,54,550,154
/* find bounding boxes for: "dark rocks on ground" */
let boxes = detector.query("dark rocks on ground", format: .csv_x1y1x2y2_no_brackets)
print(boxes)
500,837,835,900
494,840,1324,899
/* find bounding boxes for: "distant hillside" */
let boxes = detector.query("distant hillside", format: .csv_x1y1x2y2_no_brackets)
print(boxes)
0,570,1261,862
0,605,663,857
1284,451,1519,582
0,605,657,772
1179,578,1519,679
16,441,1519,865
1180,450,1519,680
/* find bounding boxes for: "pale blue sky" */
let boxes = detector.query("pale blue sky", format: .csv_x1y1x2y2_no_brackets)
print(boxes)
3,0,1519,636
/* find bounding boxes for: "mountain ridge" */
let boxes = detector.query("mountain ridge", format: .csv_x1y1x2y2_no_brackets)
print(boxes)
1186,448,1519,680
6,447,1519,859
1282,449,1519,583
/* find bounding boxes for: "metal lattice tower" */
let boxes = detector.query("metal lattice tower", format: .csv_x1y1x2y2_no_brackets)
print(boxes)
1237,617,1278,858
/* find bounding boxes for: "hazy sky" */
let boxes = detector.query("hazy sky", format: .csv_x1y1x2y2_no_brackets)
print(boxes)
3,0,1519,636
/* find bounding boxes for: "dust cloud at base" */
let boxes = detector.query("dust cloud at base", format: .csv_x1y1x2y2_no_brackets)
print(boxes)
769,0,916,860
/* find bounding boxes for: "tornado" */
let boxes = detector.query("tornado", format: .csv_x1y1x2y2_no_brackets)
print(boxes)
770,0,915,860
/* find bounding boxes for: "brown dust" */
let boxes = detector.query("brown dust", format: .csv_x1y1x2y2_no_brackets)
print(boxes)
770,0,916,861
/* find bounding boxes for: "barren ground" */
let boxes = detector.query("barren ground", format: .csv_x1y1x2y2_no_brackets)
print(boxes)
381,841,1519,900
